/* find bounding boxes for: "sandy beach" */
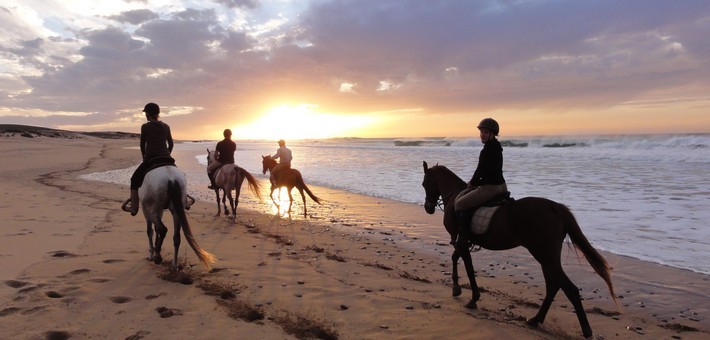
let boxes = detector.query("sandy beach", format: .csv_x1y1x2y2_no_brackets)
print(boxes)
0,132,708,339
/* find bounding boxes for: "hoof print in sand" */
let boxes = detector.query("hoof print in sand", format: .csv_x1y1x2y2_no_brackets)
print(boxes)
0,307,21,316
159,271,194,285
5,280,30,288
109,296,132,304
125,330,151,340
45,291,64,298
103,259,125,264
156,306,182,318
49,251,78,258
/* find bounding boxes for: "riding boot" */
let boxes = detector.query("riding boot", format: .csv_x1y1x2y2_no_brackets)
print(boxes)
455,209,474,250
207,172,216,189
129,189,140,216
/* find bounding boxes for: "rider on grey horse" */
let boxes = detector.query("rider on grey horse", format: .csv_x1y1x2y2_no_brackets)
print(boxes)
126,102,174,216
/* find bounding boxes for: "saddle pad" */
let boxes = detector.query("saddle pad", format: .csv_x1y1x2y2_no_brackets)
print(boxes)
470,206,500,235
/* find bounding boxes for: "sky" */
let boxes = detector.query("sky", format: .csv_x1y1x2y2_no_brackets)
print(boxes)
0,0,709,140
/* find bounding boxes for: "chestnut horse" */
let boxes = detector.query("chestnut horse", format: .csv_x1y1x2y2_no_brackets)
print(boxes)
422,161,615,338
261,156,321,217
122,165,215,271
207,149,263,221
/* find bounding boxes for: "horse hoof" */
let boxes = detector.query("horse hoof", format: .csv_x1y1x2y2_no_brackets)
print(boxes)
464,300,477,309
154,255,163,265
526,317,540,328
452,286,462,297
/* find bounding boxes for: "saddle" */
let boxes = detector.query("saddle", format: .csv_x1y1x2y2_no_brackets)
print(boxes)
470,191,514,235
146,156,176,172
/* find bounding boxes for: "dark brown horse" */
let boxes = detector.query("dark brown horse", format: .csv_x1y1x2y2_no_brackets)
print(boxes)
261,156,321,217
422,161,615,338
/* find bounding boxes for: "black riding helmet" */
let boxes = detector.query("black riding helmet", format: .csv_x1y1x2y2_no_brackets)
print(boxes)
143,102,160,117
477,118,499,136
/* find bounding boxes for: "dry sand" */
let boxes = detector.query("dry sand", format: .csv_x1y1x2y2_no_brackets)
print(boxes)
0,133,708,339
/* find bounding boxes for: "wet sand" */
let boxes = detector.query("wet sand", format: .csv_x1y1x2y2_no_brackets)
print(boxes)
0,134,707,339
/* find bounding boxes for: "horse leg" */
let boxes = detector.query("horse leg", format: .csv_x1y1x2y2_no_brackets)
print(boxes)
270,187,280,211
560,269,592,337
457,244,481,308
526,264,561,328
214,189,221,216
233,186,242,220
297,187,307,217
227,190,236,221
153,220,168,265
451,249,462,297
146,221,155,261
287,188,294,216
222,189,229,216
171,213,182,271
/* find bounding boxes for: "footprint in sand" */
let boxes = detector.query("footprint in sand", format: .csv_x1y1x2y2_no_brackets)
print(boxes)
109,296,132,304
87,278,111,283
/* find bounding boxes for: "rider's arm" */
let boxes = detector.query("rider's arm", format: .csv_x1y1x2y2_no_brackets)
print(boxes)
166,124,174,154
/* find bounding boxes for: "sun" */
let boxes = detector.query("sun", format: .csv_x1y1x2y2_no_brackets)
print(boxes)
233,104,376,140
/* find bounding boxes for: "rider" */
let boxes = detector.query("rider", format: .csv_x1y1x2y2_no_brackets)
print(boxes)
269,139,292,186
454,118,507,248
127,102,174,216
207,128,236,189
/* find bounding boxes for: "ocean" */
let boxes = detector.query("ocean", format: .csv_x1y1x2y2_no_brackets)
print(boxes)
81,134,710,275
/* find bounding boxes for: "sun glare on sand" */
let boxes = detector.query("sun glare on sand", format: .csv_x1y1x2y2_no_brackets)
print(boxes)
233,104,377,140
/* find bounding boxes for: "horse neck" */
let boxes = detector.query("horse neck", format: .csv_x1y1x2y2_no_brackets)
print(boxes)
437,170,466,207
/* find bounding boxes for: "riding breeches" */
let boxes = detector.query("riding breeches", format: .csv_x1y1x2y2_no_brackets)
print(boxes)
207,160,224,174
271,162,291,183
454,183,508,212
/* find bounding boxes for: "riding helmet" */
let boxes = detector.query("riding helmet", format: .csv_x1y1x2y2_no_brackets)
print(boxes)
143,102,160,116
477,118,499,135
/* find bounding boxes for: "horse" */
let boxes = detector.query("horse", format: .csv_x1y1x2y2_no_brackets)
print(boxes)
207,149,263,221
261,155,321,217
122,165,216,271
421,161,615,338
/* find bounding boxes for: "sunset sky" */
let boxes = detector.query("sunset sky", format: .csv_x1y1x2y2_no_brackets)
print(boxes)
1,0,709,140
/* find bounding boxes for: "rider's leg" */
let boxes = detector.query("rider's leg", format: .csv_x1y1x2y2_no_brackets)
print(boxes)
207,171,216,189
129,189,140,216
128,162,147,216
206,161,222,189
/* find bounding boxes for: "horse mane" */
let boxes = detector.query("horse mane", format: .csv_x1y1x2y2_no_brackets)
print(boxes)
430,164,466,186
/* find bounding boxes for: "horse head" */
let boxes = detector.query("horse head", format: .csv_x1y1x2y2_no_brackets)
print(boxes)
261,155,275,174
422,161,439,214
206,148,216,165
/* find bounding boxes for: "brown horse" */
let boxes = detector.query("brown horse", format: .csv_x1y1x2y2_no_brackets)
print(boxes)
422,161,615,338
261,156,321,217
207,149,263,222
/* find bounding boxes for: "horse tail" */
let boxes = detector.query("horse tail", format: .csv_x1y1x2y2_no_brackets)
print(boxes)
237,167,263,202
555,202,616,304
297,175,321,204
168,180,216,270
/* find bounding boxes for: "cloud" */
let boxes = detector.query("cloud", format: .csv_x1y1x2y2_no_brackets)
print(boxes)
0,0,708,137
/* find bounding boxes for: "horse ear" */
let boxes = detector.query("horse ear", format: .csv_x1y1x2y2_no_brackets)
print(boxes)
423,161,428,172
